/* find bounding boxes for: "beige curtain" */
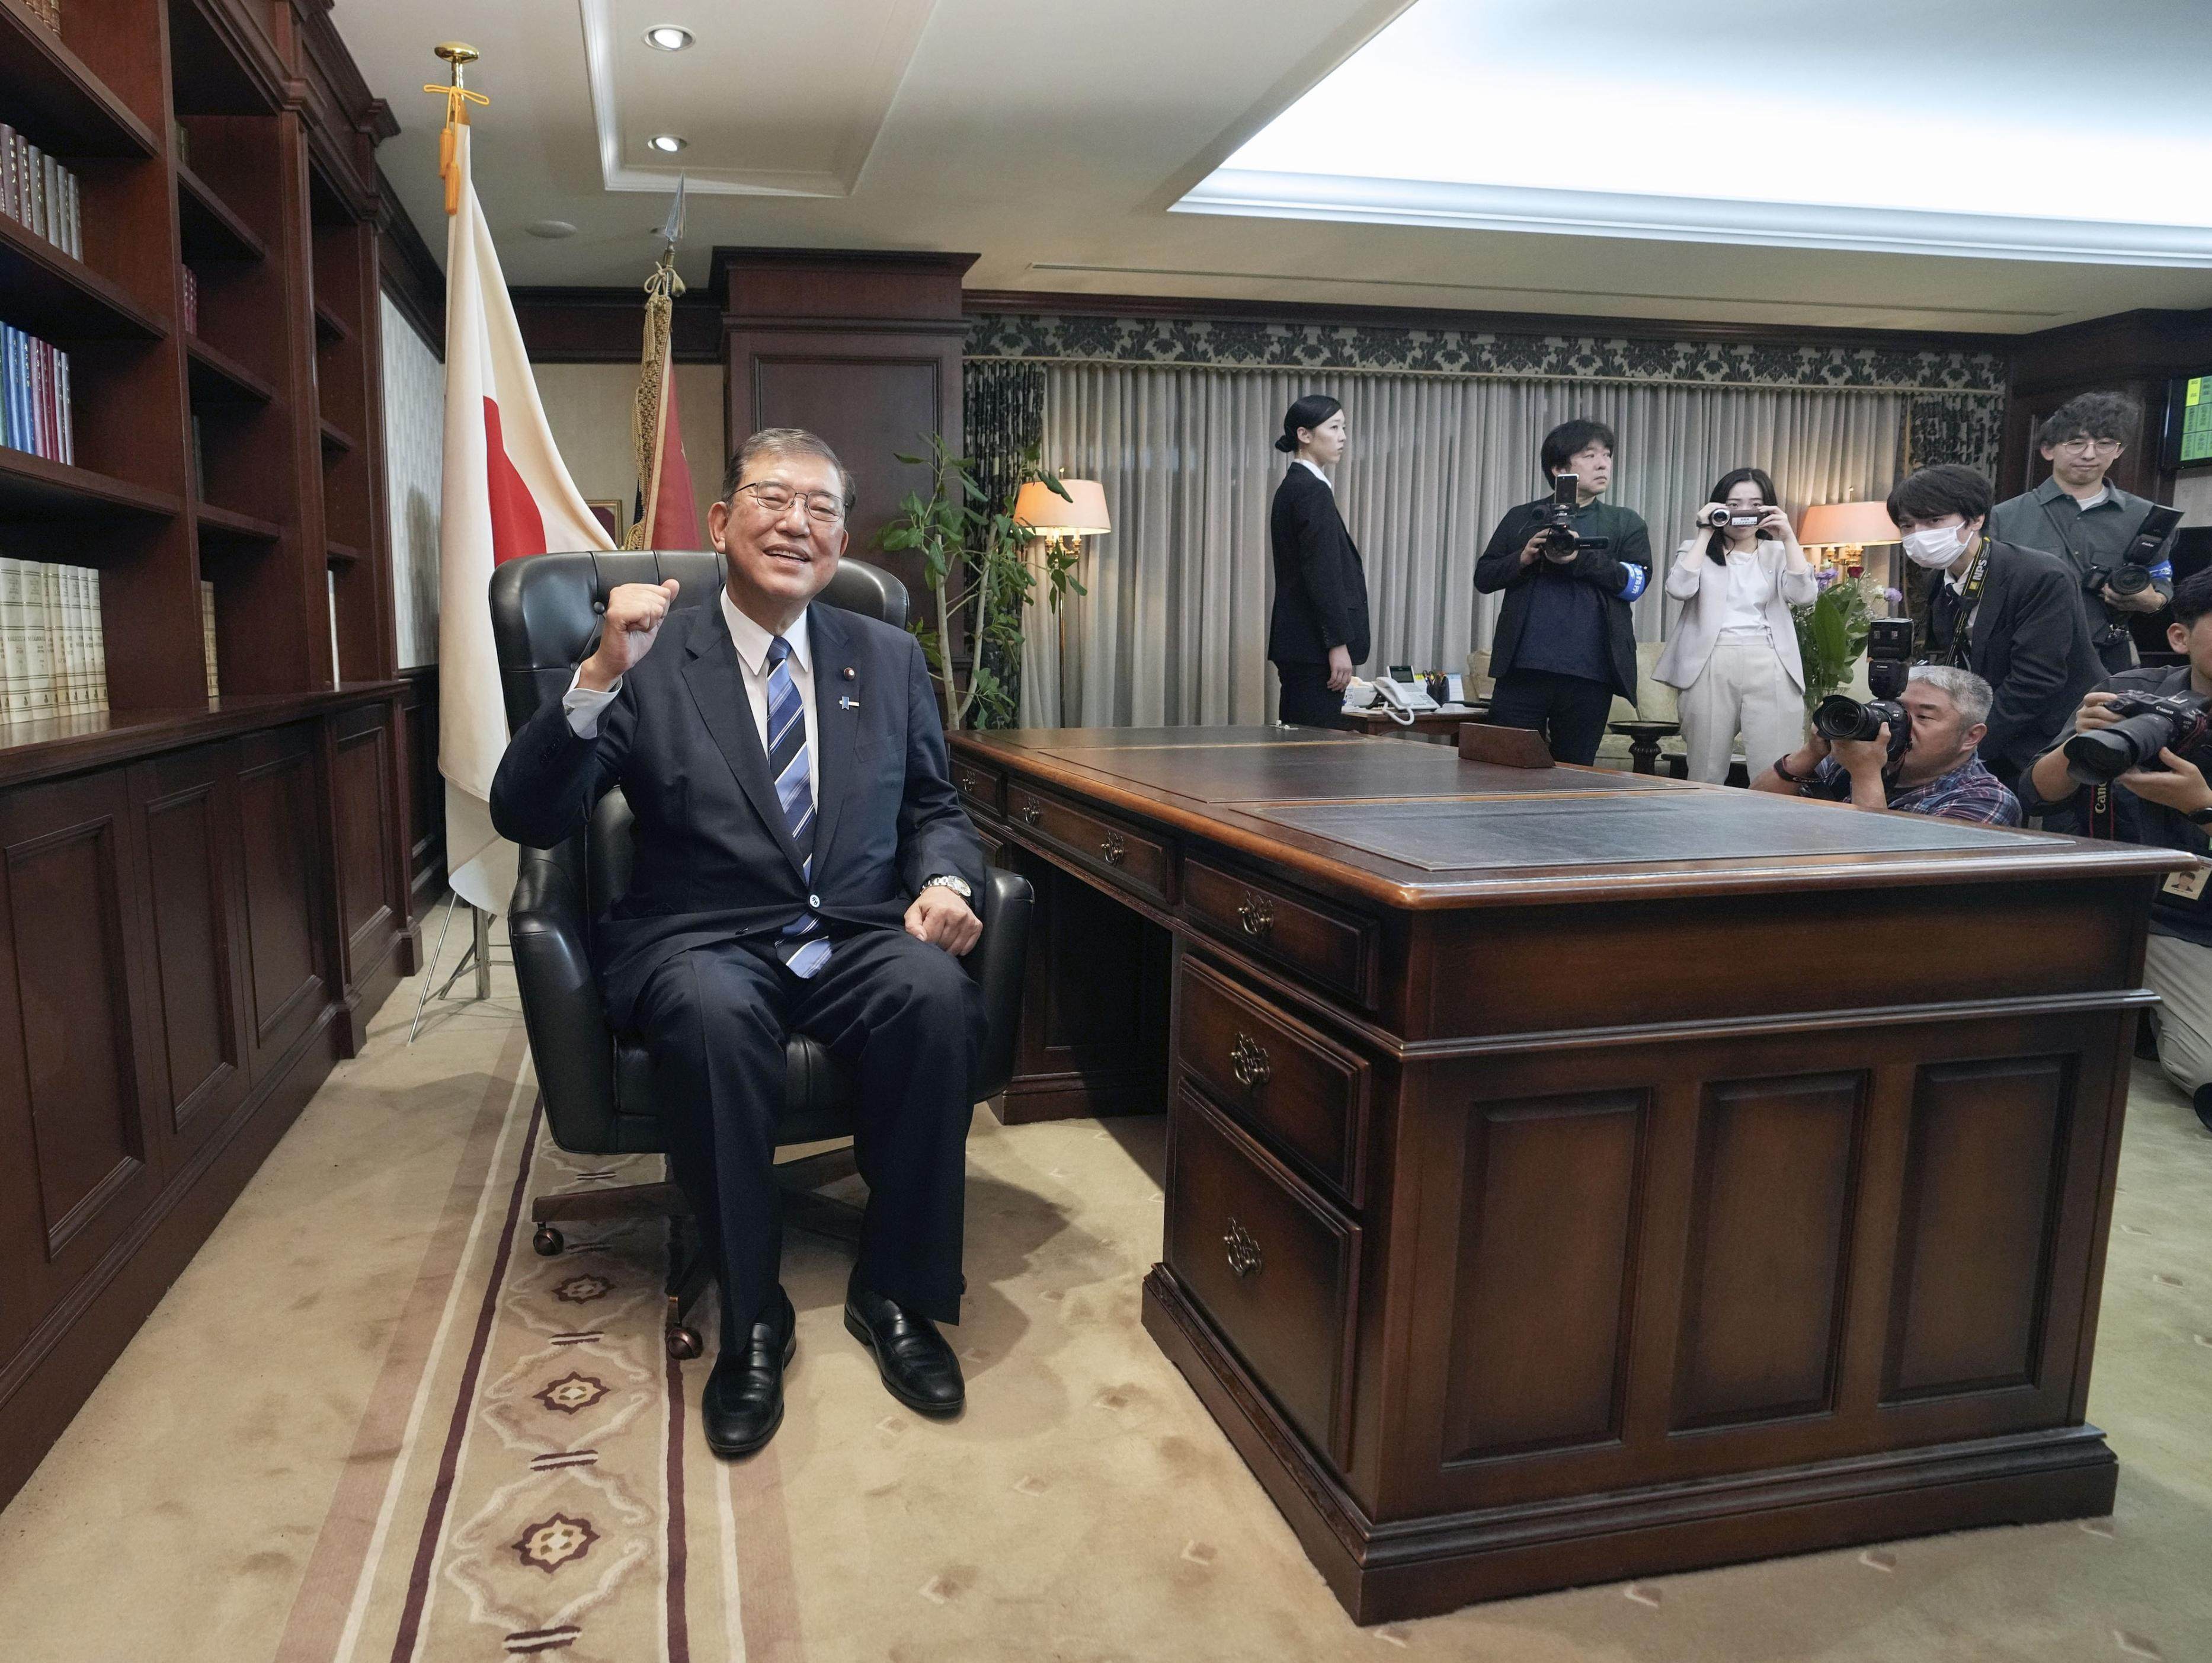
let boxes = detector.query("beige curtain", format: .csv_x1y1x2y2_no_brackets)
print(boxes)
1020,363,1918,727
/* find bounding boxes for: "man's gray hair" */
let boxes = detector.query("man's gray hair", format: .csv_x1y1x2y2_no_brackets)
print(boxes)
721,427,855,509
1907,663,1993,727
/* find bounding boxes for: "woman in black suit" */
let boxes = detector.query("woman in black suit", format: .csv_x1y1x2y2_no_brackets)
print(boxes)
1267,394,1369,728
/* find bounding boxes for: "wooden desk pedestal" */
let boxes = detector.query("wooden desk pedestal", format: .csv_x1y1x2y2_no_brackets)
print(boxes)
952,727,2176,1623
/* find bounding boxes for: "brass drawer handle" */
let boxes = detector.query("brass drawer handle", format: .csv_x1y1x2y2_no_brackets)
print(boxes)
958,771,979,794
1237,893,1274,938
1100,830,1125,866
1224,1216,1263,1279
1019,800,1042,826
1229,1031,1271,1089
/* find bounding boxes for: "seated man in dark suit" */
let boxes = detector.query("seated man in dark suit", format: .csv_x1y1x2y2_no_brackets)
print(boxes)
491,427,987,1458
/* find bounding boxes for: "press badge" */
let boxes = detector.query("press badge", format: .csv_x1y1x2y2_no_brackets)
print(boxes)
2162,861,2211,902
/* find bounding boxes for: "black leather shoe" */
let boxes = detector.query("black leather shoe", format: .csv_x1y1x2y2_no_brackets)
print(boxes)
2194,1083,2212,1136
844,1284,963,1416
702,1287,796,1459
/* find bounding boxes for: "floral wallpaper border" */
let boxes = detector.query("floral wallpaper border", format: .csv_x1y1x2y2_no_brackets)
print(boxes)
965,312,2008,396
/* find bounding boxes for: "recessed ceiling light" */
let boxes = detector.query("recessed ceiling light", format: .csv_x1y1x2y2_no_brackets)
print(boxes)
644,25,692,51
526,219,578,239
648,133,687,153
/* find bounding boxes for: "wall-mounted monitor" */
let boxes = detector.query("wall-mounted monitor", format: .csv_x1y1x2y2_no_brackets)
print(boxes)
2166,375,2212,470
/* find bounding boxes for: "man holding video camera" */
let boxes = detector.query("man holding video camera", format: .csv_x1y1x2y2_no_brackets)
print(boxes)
2023,566,2212,1133
1989,393,2175,674
1750,664,2021,825
1473,419,1651,766
1892,463,2098,790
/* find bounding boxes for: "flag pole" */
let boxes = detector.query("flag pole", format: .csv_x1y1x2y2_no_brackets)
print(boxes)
626,176,687,549
422,41,489,216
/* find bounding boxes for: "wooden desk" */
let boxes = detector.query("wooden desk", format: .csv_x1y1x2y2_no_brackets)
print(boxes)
950,725,2182,1623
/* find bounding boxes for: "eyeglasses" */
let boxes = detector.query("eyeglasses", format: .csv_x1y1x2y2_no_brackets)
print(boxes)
732,482,847,525
2051,437,2123,456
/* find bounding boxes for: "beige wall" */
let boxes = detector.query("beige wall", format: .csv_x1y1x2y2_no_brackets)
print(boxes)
533,362,726,549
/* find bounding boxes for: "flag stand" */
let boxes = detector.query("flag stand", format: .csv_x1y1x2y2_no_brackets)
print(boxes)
408,890,501,1042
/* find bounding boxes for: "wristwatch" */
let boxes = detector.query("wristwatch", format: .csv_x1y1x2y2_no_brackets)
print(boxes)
2187,807,2212,827
1771,753,1814,784
920,874,974,900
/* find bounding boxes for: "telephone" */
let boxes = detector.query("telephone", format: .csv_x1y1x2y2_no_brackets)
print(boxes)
1374,664,1438,721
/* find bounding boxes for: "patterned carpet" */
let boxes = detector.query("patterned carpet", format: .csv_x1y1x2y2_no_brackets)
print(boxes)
0,933,2208,1662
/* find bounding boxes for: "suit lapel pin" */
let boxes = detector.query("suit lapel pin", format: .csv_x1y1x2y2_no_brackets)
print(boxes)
838,666,857,709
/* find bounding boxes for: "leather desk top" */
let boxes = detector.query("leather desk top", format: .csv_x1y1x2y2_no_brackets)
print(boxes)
953,726,2185,909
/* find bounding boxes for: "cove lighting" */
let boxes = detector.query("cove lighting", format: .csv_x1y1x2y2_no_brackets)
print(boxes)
1178,0,2212,266
644,25,692,52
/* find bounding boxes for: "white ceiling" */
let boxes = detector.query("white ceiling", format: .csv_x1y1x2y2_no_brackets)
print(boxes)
337,0,2212,335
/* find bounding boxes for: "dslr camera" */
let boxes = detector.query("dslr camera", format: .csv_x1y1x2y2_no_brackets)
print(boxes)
1809,619,1915,770
1698,505,1765,530
1536,474,1612,557
2082,504,2183,644
2061,689,2212,784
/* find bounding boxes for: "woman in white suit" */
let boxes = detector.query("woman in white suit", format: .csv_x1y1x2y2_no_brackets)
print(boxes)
1653,467,1819,783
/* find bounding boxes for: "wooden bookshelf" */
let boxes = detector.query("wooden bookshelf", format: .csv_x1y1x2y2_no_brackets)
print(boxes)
0,0,414,1515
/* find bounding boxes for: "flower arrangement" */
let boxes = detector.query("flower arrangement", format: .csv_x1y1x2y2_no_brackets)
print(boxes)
1792,564,1904,711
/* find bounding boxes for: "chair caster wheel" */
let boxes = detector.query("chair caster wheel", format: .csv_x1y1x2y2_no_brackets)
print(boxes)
667,1325,703,1361
532,1226,564,1257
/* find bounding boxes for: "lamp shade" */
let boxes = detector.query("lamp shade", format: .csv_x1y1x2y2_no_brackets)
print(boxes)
1798,500,1900,547
1014,479,1112,538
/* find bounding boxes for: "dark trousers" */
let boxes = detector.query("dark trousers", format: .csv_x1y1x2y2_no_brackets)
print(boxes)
1487,669,1616,766
1276,660,1347,729
633,925,985,1337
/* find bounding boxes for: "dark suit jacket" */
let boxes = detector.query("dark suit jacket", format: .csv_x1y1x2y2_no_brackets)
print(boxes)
489,595,985,1031
1267,464,1371,666
1472,498,1652,702
1926,538,2100,782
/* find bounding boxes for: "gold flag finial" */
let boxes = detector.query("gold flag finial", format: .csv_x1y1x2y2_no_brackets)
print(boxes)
422,43,490,215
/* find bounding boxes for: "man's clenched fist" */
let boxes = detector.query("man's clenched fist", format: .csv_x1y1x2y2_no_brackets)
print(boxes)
904,885,981,956
579,579,680,690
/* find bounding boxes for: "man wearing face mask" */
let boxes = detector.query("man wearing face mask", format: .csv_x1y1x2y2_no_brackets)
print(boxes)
1890,463,2097,790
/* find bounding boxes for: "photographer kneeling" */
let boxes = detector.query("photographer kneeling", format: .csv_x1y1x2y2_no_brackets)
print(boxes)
1750,664,2022,826
2022,567,2212,1133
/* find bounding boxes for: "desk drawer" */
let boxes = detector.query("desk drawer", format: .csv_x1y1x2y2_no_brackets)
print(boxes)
1182,858,1377,1006
1167,1086,1361,1467
953,756,1003,820
1178,957,1368,1205
1006,783,1174,906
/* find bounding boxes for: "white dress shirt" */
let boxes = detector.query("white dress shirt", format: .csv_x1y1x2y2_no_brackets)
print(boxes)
1297,458,1332,490
562,589,818,804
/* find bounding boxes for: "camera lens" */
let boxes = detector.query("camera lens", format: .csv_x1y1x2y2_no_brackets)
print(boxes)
1699,506,1730,528
2063,727,2141,782
1812,695,1880,743
2107,564,2153,598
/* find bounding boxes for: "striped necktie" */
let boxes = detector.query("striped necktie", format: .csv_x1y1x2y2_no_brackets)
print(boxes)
765,635,830,978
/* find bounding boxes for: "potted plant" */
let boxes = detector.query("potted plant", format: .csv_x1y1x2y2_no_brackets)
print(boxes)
879,433,1085,730
1792,564,1905,709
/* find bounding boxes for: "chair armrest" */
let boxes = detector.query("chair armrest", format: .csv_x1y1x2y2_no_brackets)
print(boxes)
965,866,1033,1103
507,836,621,1152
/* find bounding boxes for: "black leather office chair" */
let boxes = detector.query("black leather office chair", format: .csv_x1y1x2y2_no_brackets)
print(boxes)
487,550,1033,1357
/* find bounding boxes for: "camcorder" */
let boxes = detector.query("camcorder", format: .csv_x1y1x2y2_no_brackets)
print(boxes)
1697,505,1765,530
2061,689,2212,785
1537,474,1611,557
2082,504,2182,645
1809,619,1915,770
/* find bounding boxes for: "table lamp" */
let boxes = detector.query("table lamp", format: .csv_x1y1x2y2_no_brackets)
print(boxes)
1798,500,1900,574
1013,479,1112,551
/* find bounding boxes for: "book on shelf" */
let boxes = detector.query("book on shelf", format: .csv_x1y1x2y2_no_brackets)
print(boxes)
0,128,81,261
201,579,218,699
0,324,75,464
0,556,102,721
327,570,340,689
182,265,199,337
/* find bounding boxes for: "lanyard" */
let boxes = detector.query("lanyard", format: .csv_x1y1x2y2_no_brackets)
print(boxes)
1942,539,1992,668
